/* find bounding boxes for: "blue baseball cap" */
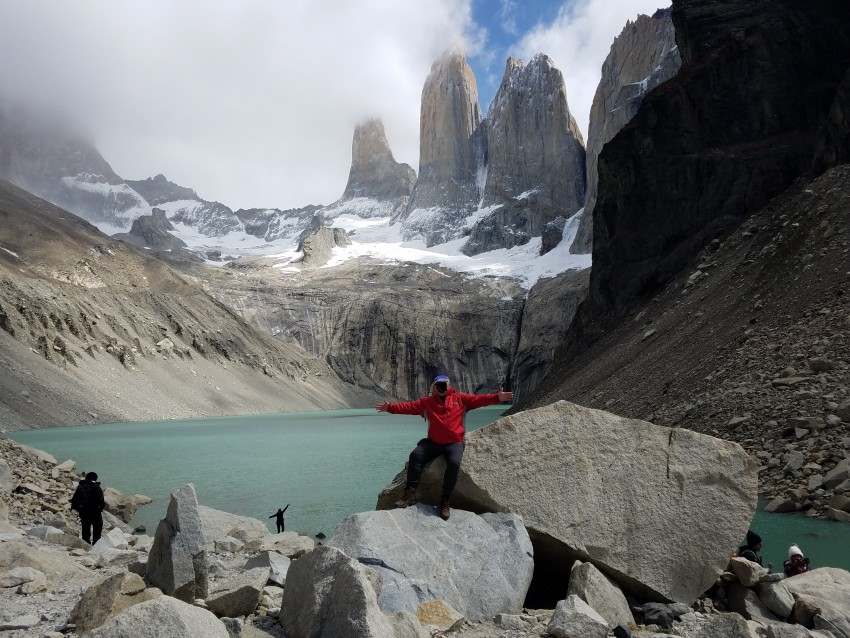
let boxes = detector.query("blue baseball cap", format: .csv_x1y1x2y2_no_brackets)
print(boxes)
433,375,449,383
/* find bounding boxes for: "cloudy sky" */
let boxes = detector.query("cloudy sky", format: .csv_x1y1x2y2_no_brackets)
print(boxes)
1,0,666,211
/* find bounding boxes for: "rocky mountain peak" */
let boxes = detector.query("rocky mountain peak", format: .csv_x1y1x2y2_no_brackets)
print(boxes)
462,53,586,256
126,174,200,206
399,50,485,245
569,8,681,255
340,118,415,202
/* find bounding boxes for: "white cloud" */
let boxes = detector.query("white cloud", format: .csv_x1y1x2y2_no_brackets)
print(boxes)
512,0,667,140
0,0,476,210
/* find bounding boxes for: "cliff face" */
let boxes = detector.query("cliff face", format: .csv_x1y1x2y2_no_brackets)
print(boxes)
0,108,149,230
399,51,485,246
570,0,850,346
341,119,416,203
202,259,524,400
464,55,586,256
569,9,681,255
0,180,376,430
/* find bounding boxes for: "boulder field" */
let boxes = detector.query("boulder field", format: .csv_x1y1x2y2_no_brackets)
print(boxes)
1,403,850,637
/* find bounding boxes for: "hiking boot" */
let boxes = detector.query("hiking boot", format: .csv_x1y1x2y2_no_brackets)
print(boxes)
439,498,451,520
394,488,416,508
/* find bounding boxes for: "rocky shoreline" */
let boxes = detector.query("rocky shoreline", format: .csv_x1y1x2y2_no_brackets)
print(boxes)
2,403,849,638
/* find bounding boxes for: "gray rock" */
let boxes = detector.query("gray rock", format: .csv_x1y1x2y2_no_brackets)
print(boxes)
146,483,208,602
414,599,464,632
675,612,756,638
198,505,268,551
727,581,780,624
245,552,290,587
328,508,533,622
379,401,757,604
570,8,680,254
757,579,795,620
784,567,850,637
385,611,429,638
823,460,850,489
546,595,608,638
87,595,230,638
340,118,415,202
281,545,397,638
567,560,634,627
0,458,13,491
730,556,769,586
0,615,40,630
70,572,162,634
0,540,91,580
206,567,269,618
0,566,44,588
258,532,315,558
642,602,674,628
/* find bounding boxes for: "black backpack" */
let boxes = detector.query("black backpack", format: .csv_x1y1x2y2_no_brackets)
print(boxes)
70,483,92,512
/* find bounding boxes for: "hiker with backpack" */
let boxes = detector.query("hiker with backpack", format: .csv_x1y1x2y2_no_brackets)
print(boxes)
376,374,512,520
70,471,106,545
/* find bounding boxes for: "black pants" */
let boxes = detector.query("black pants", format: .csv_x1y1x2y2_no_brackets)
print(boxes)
406,438,465,500
80,510,103,545
276,520,284,533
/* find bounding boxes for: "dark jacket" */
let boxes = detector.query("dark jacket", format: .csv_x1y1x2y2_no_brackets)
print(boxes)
71,480,105,515
738,546,763,566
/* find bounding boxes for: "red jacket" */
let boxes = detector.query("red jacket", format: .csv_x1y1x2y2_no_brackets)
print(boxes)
387,388,502,444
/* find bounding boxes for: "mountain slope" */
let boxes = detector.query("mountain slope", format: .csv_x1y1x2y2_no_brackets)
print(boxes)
0,179,377,430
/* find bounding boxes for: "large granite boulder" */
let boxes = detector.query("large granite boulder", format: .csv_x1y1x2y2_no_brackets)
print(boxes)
328,507,533,622
784,568,850,637
103,487,152,523
281,544,402,638
147,484,208,602
206,566,269,618
198,504,267,552
378,401,757,603
0,541,91,581
86,595,230,638
70,572,162,634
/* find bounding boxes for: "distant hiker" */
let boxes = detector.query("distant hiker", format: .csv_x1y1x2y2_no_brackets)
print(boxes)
738,530,766,567
269,504,290,533
784,543,811,577
376,374,513,521
70,471,106,545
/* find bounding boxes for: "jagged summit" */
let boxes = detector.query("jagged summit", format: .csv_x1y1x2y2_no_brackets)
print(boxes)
126,174,200,206
462,53,587,256
398,50,486,246
340,118,415,203
569,8,681,254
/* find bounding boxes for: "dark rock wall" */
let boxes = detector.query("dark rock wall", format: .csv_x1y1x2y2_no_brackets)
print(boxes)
570,9,680,255
569,0,850,350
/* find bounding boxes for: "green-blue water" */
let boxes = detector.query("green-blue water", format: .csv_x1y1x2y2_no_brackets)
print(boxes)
9,408,850,573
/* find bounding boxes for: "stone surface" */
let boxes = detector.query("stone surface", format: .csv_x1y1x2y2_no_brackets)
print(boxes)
340,118,416,203
379,401,757,604
328,507,533,621
783,567,850,637
245,551,290,587
281,545,397,638
0,540,91,580
86,595,230,638
415,599,465,632
400,50,484,246
570,8,680,255
567,560,634,627
146,483,209,602
70,571,162,634
198,505,269,550
467,54,585,256
546,595,608,638
206,566,269,618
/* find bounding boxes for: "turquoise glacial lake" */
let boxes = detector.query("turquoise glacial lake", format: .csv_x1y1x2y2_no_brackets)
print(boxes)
9,408,850,573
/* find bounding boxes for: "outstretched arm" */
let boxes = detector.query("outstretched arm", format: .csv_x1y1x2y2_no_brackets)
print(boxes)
282,504,290,513
375,400,390,412
498,388,513,402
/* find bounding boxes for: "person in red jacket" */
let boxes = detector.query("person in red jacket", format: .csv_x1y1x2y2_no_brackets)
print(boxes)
376,374,513,520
